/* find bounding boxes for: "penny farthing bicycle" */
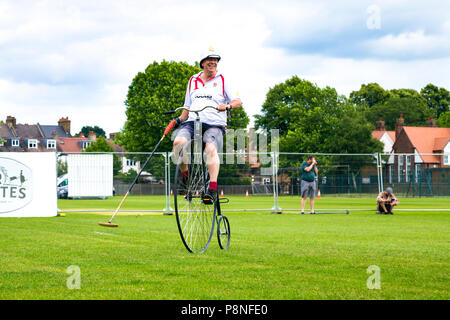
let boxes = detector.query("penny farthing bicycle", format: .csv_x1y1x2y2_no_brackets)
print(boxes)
165,106,231,254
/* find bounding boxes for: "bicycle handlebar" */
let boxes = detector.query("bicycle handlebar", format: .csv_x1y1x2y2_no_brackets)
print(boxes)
165,105,218,115
163,105,221,136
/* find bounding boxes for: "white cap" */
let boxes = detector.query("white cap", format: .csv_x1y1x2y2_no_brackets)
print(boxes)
199,46,221,69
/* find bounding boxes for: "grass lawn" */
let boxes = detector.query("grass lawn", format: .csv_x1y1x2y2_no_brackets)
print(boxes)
0,196,449,299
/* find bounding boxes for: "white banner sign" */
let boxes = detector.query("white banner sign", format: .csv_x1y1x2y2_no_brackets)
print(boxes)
0,153,57,217
67,154,113,198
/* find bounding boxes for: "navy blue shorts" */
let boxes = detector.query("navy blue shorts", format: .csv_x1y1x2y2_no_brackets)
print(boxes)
174,121,225,152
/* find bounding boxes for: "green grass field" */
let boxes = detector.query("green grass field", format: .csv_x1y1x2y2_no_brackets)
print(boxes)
0,196,449,300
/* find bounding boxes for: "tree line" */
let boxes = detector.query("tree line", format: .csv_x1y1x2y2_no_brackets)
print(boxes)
83,60,449,175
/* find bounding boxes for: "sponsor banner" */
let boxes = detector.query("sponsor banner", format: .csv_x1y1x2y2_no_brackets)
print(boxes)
0,153,56,217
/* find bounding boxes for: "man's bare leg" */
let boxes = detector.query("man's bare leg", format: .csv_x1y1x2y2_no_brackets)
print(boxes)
310,197,315,214
301,197,307,214
173,136,189,174
205,142,219,184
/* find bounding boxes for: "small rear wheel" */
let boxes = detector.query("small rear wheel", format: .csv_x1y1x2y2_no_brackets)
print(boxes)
217,215,231,250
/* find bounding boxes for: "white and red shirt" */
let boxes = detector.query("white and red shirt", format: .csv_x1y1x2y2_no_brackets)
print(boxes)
184,71,241,126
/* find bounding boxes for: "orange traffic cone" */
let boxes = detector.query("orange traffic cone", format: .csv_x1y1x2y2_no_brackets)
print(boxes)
317,189,321,198
220,190,224,198
170,189,173,196
245,190,249,198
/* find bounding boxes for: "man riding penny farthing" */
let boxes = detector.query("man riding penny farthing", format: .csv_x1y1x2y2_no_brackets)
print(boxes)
167,47,243,253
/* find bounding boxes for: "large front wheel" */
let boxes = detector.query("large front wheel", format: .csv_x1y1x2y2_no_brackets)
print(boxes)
174,140,217,253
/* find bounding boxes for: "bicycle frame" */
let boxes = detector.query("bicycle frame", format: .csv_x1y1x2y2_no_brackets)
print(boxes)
169,105,230,253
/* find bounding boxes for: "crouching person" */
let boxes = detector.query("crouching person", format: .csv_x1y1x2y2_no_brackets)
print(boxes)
376,187,399,215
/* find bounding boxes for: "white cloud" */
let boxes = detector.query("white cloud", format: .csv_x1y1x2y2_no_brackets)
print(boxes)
362,29,450,59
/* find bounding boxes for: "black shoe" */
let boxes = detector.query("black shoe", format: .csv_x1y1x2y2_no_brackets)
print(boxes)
202,189,217,205
177,175,189,194
184,193,192,202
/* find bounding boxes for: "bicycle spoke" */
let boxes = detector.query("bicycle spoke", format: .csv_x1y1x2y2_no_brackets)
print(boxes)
174,141,216,253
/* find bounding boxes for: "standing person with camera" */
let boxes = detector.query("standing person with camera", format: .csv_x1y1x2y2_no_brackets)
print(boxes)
300,155,318,214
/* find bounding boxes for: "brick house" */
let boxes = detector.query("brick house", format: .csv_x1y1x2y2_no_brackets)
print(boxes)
373,115,450,185
0,116,72,152
371,120,395,154
392,115,450,182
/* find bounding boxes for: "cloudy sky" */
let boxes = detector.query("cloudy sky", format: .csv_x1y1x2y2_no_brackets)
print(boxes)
1,0,449,135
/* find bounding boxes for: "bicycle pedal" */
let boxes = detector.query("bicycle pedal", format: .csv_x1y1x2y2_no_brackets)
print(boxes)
202,197,214,205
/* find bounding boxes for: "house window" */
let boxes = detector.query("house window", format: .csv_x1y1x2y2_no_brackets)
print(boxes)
405,155,411,182
415,164,421,183
126,158,136,167
47,139,56,149
11,139,20,147
28,139,38,149
398,155,404,183
82,141,91,149
445,154,450,165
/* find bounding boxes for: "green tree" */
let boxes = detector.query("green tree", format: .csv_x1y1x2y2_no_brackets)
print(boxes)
349,83,391,108
57,158,68,177
254,77,383,182
437,110,450,128
227,107,250,130
115,60,202,183
279,103,382,154
255,76,346,138
420,84,450,118
77,125,106,138
365,96,432,130
114,168,138,184
255,76,381,154
120,60,199,154
84,136,122,175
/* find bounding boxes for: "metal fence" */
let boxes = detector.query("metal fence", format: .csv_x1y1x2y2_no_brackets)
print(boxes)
379,153,450,197
56,151,450,213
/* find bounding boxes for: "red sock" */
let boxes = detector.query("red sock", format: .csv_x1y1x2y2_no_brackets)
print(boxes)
182,170,189,178
209,181,217,190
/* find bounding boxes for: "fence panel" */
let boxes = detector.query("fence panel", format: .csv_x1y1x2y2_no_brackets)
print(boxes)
56,151,449,214
380,152,450,197
57,151,169,211
276,153,380,212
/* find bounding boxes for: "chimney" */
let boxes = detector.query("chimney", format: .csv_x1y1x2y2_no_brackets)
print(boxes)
58,117,71,135
426,116,437,127
375,119,386,131
395,114,405,139
6,116,16,129
109,132,118,140
88,130,97,142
